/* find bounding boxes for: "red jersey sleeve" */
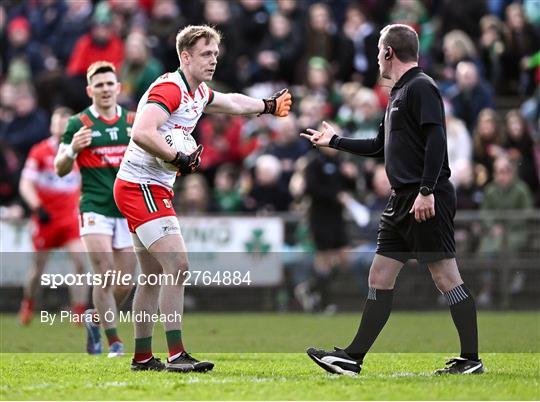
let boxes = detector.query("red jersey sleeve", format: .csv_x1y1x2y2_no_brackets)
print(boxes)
147,82,183,115
21,144,43,182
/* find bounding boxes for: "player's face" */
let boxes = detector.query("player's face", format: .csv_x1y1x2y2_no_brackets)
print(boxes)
184,38,219,83
50,113,70,139
87,72,120,110
377,38,391,80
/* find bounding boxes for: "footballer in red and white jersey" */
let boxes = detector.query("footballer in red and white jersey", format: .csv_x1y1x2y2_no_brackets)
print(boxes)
113,25,292,370
117,69,214,189
22,136,81,251
23,137,81,226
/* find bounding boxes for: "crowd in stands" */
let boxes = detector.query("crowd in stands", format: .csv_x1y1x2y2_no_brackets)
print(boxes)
1,0,539,238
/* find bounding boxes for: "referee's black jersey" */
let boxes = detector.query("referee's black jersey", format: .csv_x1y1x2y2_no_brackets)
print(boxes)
384,67,450,189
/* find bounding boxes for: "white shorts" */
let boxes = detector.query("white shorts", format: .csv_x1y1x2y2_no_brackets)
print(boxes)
79,212,132,249
133,215,182,250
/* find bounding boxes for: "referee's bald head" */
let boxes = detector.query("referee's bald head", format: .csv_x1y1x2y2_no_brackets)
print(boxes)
380,24,419,63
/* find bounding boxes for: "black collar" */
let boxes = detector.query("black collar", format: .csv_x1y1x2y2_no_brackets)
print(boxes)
393,66,422,89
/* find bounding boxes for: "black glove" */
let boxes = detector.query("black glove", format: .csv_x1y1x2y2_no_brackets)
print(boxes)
167,144,204,175
36,207,51,224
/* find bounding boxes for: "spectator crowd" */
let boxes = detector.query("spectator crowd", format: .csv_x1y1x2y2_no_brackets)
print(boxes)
1,0,539,242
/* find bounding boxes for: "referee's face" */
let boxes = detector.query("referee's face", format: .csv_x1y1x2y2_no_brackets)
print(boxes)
377,38,391,80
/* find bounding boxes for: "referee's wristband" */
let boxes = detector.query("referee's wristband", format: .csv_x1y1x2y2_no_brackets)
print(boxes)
65,144,78,160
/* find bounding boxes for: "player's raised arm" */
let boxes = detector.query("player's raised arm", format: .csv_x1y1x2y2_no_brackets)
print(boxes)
205,88,292,116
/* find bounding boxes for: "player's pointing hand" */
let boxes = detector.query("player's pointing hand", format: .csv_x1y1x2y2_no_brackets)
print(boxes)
300,121,337,148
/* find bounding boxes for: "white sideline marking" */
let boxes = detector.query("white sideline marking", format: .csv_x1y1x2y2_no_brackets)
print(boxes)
20,377,287,394
98,381,130,388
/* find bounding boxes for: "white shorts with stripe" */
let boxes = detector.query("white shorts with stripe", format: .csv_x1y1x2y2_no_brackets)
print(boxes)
79,212,132,249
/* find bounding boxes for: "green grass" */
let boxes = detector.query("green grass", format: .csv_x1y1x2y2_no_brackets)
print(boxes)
2,352,539,400
1,312,539,400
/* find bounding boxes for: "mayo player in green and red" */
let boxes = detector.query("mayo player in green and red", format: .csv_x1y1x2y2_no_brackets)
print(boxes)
55,61,136,358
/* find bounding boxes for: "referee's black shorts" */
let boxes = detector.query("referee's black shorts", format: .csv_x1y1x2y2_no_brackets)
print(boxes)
376,180,456,264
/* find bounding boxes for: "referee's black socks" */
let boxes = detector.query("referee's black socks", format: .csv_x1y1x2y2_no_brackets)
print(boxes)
344,288,394,362
443,284,479,362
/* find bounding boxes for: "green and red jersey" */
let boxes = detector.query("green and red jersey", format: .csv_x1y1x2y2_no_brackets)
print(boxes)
62,105,135,217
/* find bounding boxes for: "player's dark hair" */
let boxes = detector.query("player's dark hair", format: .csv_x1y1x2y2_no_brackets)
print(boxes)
86,61,117,84
176,25,222,56
380,24,419,63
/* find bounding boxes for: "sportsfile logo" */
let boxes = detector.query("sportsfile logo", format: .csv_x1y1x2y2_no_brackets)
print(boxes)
39,270,252,288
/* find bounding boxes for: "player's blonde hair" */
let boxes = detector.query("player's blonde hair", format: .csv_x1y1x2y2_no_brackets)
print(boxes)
86,61,117,84
176,25,221,57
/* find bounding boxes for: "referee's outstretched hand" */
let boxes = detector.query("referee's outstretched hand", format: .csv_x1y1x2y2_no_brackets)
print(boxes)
300,121,336,148
409,193,435,222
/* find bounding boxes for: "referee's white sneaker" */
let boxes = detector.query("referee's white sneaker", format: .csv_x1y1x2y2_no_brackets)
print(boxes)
307,346,361,376
434,357,485,375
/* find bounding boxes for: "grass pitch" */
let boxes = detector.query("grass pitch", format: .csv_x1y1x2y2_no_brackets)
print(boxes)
1,312,539,400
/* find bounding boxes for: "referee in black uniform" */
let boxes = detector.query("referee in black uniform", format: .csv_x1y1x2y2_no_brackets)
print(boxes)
301,24,483,376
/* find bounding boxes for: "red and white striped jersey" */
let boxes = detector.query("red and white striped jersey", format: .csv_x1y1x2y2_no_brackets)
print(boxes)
22,137,81,221
117,69,214,189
